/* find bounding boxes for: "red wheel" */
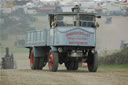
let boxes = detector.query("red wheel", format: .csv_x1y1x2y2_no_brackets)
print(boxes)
30,50,42,70
48,52,58,72
49,53,54,68
30,51,34,68
30,49,45,70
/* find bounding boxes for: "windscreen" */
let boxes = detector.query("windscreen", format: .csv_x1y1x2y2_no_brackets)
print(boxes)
55,15,77,27
55,14,95,27
79,15,95,27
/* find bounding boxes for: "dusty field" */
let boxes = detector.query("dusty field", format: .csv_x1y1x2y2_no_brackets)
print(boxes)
0,51,128,85
0,52,128,85
0,68,128,85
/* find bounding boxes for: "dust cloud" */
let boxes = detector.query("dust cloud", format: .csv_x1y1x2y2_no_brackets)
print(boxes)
96,16,128,51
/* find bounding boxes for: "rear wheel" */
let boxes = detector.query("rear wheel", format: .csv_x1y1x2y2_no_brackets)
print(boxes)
48,52,59,72
38,57,45,70
30,51,44,70
73,60,79,70
65,58,79,70
87,51,98,72
65,60,74,70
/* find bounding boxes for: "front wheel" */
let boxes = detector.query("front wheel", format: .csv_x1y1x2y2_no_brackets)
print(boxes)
48,52,59,72
87,51,98,72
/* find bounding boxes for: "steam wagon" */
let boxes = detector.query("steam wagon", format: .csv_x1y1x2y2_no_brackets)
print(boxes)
25,11,101,72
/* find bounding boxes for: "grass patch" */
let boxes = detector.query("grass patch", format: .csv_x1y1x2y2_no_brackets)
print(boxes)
99,64,128,70
0,47,28,53
11,47,28,53
99,47,128,65
0,47,28,58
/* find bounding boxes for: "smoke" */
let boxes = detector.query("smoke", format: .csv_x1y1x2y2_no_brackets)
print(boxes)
96,16,128,51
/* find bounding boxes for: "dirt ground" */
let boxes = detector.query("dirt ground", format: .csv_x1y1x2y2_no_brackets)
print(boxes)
0,52,128,85
0,51,128,85
0,68,128,85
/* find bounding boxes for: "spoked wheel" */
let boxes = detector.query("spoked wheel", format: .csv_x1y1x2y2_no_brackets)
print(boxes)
30,50,44,70
65,58,79,71
87,51,98,72
48,52,59,72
